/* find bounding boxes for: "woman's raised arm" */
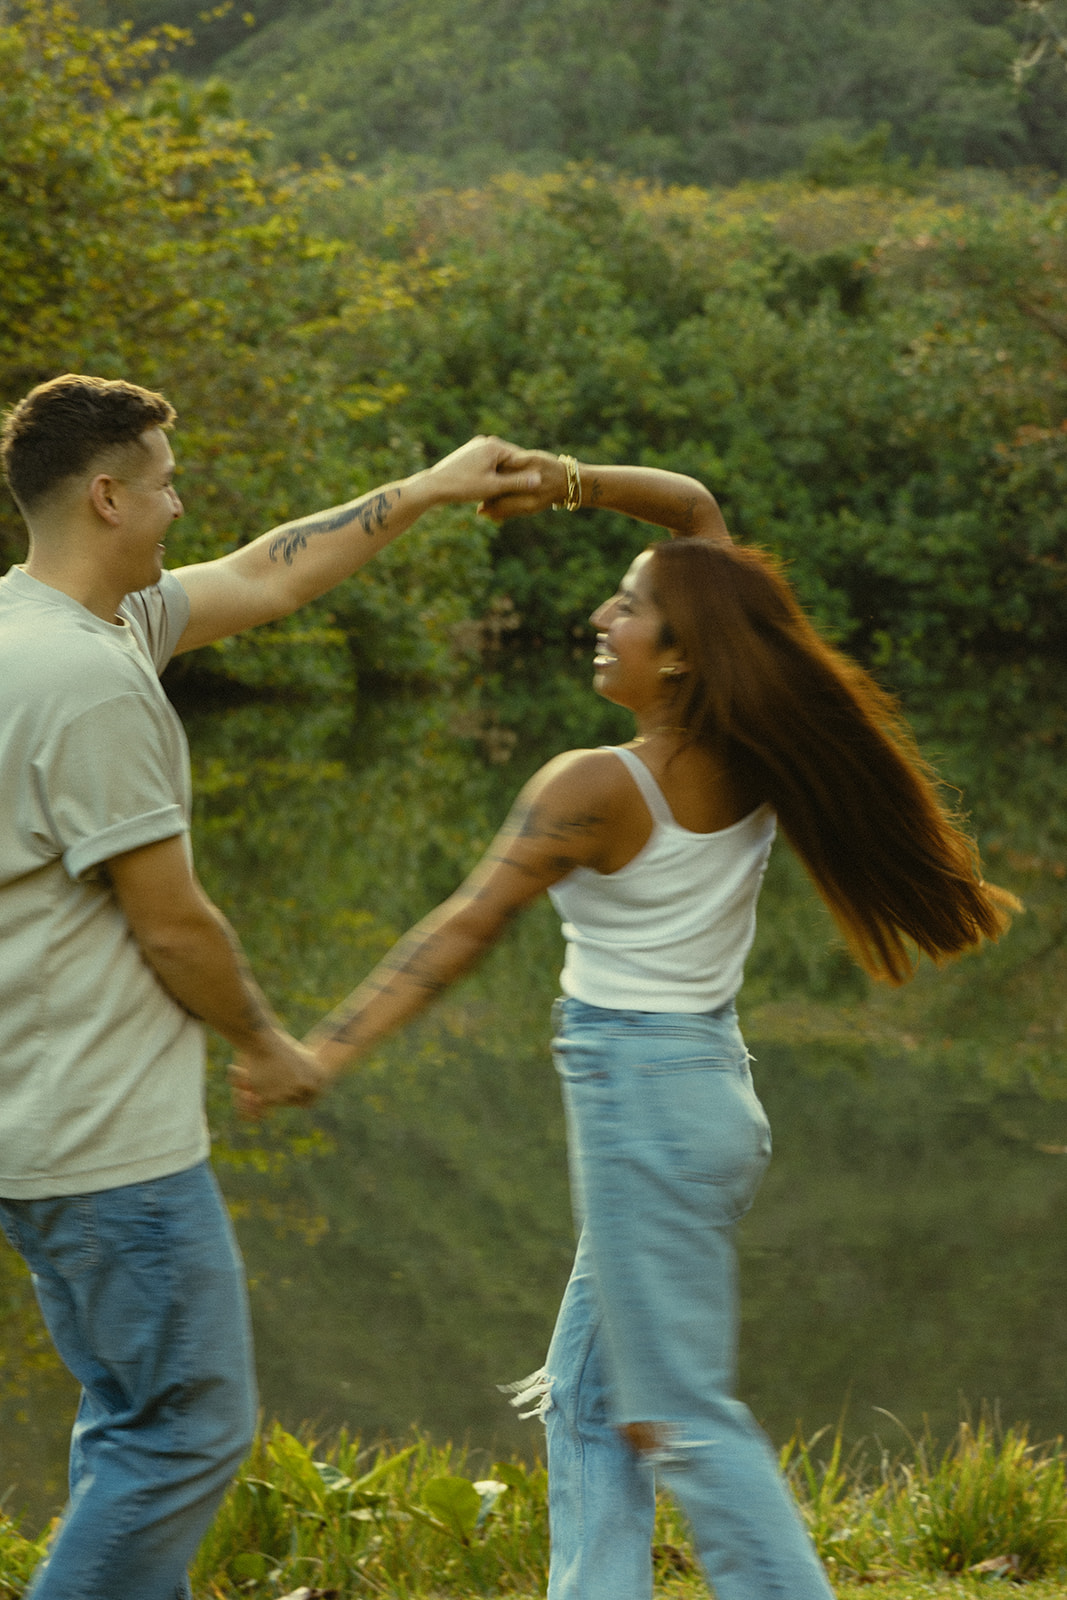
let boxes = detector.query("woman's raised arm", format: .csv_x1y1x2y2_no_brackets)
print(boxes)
479,449,731,541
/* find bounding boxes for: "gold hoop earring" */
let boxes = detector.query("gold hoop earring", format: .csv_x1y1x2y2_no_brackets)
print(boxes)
658,664,684,679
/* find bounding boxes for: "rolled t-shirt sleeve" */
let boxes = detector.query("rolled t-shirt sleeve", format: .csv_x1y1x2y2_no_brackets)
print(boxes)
35,693,190,881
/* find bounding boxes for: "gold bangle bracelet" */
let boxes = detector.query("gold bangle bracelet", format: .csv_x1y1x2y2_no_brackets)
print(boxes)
551,454,581,511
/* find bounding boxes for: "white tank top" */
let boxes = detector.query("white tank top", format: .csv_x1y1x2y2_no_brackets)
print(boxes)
547,746,776,1013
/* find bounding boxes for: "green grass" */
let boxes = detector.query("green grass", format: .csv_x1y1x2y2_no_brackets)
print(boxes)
5,1412,1067,1597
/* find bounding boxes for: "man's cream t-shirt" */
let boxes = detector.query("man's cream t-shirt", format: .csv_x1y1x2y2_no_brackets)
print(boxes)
0,566,210,1198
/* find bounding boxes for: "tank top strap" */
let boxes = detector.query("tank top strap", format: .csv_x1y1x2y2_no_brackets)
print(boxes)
605,745,675,828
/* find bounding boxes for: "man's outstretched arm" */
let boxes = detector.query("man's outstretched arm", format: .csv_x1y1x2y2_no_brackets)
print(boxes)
171,436,540,653
108,834,323,1109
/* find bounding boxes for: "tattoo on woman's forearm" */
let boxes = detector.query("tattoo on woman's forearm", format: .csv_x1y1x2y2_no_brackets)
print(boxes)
382,943,448,996
676,495,698,533
324,974,394,1043
470,892,520,928
268,489,401,565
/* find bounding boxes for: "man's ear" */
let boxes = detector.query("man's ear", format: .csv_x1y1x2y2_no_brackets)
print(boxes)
88,473,121,525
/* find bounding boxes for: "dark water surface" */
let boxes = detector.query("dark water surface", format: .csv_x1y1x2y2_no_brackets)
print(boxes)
4,697,1066,1532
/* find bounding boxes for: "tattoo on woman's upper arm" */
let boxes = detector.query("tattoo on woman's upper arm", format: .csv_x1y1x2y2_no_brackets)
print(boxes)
519,802,607,842
267,489,401,565
494,799,607,875
488,852,545,880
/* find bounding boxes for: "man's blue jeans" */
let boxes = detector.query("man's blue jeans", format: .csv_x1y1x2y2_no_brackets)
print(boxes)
0,1160,257,1600
538,998,834,1600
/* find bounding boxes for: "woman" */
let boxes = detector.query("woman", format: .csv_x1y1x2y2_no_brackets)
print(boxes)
250,451,1015,1600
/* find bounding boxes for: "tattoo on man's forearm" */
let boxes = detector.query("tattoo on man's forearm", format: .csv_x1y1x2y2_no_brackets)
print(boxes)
221,924,272,1031
354,491,398,537
267,488,401,565
240,995,272,1032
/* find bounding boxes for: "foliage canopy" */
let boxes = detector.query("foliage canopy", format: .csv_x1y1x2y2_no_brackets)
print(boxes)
0,0,491,690
109,0,1067,184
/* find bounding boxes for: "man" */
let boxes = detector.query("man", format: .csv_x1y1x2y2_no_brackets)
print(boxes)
0,373,538,1599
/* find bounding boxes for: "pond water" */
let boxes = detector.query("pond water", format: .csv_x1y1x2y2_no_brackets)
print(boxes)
4,693,1067,1533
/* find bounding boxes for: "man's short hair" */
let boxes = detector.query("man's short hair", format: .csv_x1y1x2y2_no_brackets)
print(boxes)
0,375,176,514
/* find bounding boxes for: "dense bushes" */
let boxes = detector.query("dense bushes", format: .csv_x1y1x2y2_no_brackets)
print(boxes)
305,163,1067,736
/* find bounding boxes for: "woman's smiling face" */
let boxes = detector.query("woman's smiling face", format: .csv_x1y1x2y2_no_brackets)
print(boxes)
589,550,682,714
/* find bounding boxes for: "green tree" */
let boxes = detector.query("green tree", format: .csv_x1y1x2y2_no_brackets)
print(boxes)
1013,0,1067,81
0,0,495,694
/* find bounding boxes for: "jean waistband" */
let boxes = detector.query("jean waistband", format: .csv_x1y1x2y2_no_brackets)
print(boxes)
553,995,740,1033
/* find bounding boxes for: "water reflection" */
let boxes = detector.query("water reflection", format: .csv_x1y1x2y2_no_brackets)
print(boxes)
4,695,1065,1532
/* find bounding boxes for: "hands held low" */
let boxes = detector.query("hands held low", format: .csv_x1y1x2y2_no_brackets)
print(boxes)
228,1027,327,1121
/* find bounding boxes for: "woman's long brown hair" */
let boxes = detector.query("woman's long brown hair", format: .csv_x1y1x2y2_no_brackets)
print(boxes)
648,539,1019,983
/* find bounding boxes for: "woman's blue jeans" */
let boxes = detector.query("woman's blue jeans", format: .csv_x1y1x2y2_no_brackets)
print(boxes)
0,1160,257,1600
540,997,834,1600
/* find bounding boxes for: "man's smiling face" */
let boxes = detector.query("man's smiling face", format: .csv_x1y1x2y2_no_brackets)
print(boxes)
109,426,184,591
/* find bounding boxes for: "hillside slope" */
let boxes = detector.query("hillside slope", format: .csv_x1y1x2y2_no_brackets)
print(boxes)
110,0,1067,182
